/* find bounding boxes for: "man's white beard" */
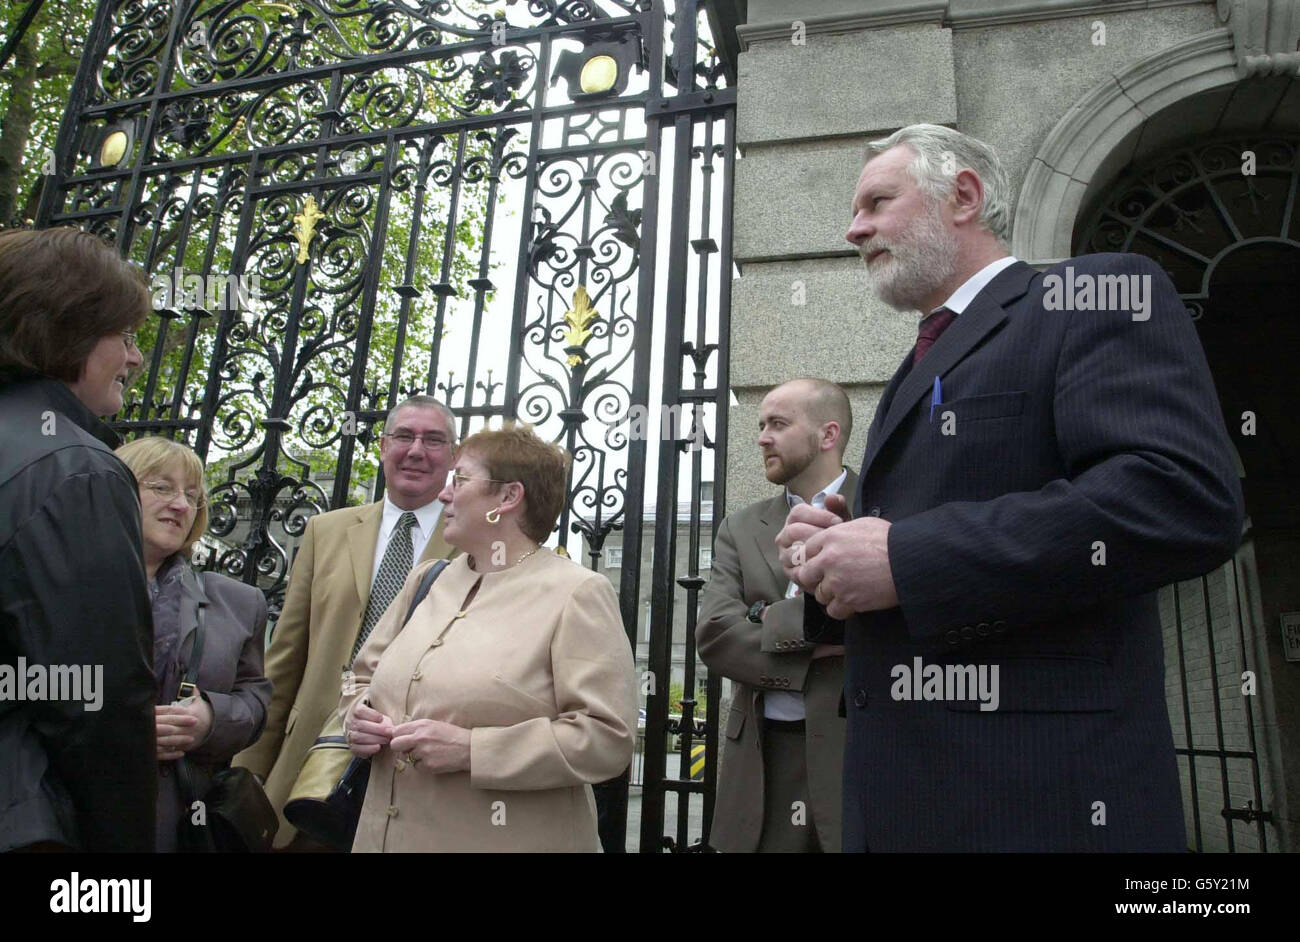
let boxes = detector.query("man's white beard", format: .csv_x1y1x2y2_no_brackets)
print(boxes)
862,199,959,312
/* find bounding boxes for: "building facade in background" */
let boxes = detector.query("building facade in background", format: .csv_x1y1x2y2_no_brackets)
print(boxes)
722,0,1300,852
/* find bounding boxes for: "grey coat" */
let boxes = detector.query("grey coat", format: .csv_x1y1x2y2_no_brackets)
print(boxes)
156,563,271,852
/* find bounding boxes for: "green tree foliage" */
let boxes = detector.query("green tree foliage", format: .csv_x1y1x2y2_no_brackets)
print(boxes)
0,0,89,226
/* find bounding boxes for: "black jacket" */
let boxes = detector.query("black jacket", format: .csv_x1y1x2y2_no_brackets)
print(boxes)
0,369,156,851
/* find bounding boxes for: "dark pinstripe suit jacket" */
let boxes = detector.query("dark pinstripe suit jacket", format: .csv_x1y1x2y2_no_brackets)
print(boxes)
807,254,1244,852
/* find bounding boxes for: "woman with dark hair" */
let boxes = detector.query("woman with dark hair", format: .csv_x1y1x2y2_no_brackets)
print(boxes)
0,227,157,852
341,423,638,852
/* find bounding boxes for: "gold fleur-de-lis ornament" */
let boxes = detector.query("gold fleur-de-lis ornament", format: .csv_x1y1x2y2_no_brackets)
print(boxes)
293,195,325,265
563,285,598,368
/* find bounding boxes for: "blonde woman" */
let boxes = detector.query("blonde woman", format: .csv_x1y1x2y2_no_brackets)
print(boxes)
116,437,271,852
341,423,637,852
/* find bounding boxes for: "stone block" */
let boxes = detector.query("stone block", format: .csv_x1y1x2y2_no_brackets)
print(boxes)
729,257,918,386
954,3,1220,215
737,25,956,147
733,137,870,262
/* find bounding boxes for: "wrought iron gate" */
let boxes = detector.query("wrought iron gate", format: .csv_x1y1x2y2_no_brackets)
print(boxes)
1077,136,1295,852
36,0,734,852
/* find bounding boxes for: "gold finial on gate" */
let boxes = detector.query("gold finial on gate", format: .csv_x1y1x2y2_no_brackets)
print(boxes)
293,195,325,265
563,285,598,368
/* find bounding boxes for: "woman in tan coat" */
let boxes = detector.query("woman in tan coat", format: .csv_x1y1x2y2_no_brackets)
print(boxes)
340,423,637,852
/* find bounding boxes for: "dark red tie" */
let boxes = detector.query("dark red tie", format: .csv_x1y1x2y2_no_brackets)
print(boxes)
913,307,955,365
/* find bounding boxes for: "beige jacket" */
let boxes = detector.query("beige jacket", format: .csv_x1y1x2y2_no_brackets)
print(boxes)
696,474,853,852
341,550,637,853
233,501,455,847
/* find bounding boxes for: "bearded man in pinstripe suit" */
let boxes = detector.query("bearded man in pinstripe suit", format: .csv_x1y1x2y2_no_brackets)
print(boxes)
776,125,1244,852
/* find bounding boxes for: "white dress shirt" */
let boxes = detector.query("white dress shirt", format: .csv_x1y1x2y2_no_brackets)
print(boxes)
764,468,849,721
370,496,444,585
933,255,1020,316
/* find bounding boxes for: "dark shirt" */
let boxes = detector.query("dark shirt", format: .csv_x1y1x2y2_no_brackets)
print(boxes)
150,555,186,704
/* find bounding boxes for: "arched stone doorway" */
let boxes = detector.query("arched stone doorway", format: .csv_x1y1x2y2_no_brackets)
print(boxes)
1074,134,1300,852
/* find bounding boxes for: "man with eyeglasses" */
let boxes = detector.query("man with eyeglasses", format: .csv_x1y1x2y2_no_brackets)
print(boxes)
234,394,459,850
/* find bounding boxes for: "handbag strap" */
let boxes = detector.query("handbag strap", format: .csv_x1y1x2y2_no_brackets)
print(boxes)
402,559,450,628
175,569,211,846
177,576,207,701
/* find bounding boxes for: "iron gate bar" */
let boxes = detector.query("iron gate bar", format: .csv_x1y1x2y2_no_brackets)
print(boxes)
388,135,435,411
1171,583,1203,852
49,96,652,202
458,128,512,438
425,127,467,395
701,103,735,849
71,14,648,119
1229,555,1271,851
338,136,399,510
641,0,714,853
34,0,117,225
501,29,554,440
1199,573,1236,853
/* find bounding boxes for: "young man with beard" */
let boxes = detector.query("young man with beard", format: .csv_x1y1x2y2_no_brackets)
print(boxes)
776,125,1243,851
234,395,459,849
697,379,852,852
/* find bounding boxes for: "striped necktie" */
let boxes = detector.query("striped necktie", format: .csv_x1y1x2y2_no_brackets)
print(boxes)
352,511,417,661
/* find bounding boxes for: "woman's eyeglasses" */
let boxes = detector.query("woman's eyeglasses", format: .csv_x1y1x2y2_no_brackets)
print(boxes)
120,330,139,349
450,471,509,490
139,480,206,509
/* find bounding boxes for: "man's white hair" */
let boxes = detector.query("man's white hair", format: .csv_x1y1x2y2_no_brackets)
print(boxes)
864,124,1011,244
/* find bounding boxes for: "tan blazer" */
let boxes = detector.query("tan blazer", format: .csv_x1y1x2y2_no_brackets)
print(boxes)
233,501,455,847
340,551,637,853
695,471,854,853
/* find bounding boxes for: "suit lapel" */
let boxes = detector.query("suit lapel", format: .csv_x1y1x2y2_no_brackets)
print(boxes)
753,495,791,590
856,360,911,517
348,503,384,609
859,262,1036,480
177,563,209,688
418,504,454,563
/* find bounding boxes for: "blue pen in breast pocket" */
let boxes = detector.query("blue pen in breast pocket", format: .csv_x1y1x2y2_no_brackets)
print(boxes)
929,375,942,422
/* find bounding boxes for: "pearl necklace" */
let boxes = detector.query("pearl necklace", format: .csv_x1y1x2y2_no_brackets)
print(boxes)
511,546,542,568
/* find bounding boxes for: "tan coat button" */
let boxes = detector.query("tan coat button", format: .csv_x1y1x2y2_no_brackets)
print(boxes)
387,806,399,818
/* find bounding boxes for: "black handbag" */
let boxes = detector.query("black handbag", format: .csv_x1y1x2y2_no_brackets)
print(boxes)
283,559,449,852
175,587,278,853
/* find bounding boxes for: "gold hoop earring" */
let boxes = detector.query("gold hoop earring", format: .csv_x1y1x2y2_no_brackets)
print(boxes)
485,507,501,525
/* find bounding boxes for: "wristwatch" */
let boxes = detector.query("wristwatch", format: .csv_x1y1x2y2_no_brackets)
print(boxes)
747,601,766,623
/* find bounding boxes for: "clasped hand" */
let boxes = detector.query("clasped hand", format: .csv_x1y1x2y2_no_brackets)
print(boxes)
155,696,214,761
348,702,470,773
774,494,899,620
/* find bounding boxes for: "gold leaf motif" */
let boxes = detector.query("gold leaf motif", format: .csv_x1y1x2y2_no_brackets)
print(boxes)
563,285,598,367
292,195,325,265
